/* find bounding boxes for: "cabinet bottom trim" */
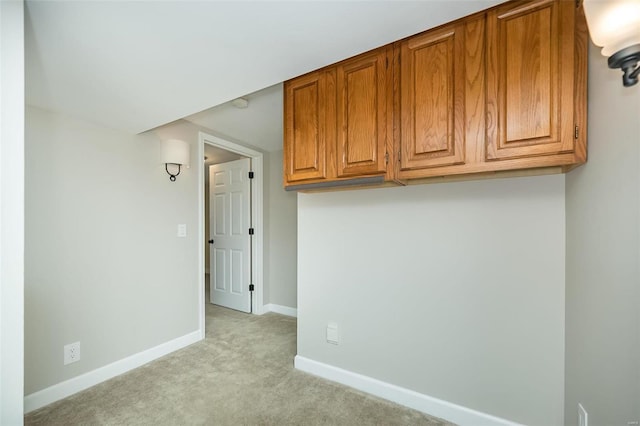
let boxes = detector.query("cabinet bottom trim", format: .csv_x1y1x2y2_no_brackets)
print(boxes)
285,175,384,191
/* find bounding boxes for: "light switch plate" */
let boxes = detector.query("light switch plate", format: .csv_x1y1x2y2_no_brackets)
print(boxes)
177,224,187,237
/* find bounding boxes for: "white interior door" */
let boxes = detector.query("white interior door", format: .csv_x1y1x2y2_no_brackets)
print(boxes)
209,158,251,313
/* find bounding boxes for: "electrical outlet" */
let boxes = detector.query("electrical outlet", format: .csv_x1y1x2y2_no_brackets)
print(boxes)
578,403,588,426
327,323,339,345
64,342,81,365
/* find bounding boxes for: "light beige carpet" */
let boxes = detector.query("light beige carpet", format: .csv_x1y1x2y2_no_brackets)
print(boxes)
25,301,453,425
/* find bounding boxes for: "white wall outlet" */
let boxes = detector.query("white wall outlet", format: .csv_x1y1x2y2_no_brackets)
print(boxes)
177,224,187,237
578,403,588,426
327,323,339,345
64,341,81,365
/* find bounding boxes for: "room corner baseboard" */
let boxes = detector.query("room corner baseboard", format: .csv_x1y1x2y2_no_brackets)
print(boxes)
24,330,202,413
264,303,297,318
294,356,522,426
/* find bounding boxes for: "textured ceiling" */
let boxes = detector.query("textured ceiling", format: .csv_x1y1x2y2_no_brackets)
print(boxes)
25,0,503,149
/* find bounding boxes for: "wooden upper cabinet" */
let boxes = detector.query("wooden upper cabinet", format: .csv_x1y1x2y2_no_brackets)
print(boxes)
283,0,587,190
284,70,334,183
486,0,576,160
398,22,466,175
336,47,392,177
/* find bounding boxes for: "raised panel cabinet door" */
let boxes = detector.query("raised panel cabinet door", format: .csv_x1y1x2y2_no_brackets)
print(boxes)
284,70,328,182
336,47,391,177
398,22,466,175
486,0,575,160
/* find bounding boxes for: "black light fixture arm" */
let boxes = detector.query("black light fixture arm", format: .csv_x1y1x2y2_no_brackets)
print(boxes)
165,163,182,182
608,44,640,87
624,62,640,85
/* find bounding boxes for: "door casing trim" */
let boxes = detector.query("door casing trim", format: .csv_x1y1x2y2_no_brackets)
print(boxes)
198,132,265,336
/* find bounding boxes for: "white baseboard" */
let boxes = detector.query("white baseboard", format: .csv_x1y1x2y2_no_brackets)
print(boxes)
294,356,522,426
264,303,297,318
24,330,202,413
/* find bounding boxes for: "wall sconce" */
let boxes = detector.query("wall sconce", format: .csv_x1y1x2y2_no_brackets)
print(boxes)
583,0,640,87
161,139,190,182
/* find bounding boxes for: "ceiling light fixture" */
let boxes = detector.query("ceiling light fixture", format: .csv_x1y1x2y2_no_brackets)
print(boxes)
161,139,190,182
231,97,249,109
583,0,640,87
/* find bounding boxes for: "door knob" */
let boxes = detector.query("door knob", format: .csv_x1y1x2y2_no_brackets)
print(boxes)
208,239,214,244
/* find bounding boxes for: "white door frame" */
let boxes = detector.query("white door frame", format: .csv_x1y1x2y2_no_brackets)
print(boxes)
198,132,264,333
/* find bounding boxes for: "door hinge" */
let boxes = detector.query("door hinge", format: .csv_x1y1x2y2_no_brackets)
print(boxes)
249,284,255,292
249,228,254,235
385,151,389,165
248,171,254,179
574,125,579,140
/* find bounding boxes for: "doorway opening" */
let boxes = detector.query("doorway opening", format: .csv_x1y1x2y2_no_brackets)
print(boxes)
198,132,264,337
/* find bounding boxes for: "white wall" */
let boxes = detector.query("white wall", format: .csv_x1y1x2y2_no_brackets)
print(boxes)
25,107,199,395
297,175,566,425
564,44,640,426
153,120,215,276
139,118,298,312
265,151,297,308
0,0,25,422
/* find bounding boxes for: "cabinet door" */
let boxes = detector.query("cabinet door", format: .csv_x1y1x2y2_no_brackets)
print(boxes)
336,48,391,177
284,70,330,183
486,0,575,160
399,22,466,174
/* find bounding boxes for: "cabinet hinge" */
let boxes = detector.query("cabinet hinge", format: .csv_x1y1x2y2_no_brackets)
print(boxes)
574,125,579,140
385,57,389,69
398,150,401,162
385,151,389,165
249,228,254,235
249,284,255,292
248,171,254,179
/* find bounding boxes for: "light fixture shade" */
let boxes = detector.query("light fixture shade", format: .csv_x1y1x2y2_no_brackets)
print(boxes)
583,0,640,56
161,139,190,166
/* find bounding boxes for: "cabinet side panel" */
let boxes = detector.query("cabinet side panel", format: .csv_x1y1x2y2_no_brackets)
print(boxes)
572,3,588,164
